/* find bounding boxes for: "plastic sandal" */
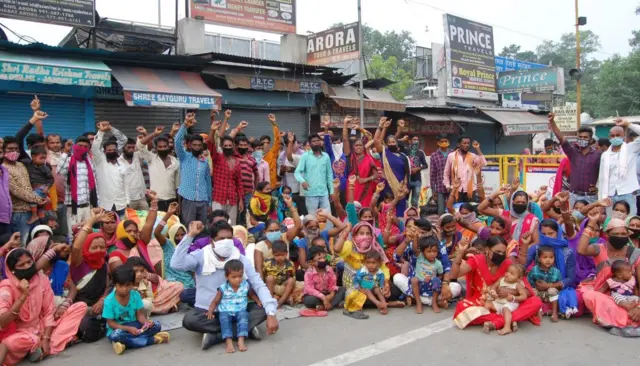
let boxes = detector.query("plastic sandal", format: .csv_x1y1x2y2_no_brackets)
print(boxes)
300,308,328,317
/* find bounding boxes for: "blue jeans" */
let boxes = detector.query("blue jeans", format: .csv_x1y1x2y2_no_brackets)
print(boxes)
10,212,31,246
180,288,196,307
410,182,421,208
107,321,161,348
305,195,330,213
608,193,637,216
219,310,249,339
569,192,597,210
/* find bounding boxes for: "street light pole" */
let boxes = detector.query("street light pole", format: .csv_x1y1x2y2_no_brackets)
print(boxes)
357,0,364,123
575,0,581,129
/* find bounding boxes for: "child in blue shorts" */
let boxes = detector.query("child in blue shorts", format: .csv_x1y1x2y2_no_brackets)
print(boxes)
411,236,444,314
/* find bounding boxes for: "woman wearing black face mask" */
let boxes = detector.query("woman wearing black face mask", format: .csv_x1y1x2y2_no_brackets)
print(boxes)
626,216,640,248
0,248,86,364
372,117,409,217
450,236,542,333
578,214,640,335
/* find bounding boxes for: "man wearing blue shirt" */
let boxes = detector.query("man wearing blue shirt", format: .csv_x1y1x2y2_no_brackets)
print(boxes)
294,134,333,212
175,113,212,225
171,220,279,350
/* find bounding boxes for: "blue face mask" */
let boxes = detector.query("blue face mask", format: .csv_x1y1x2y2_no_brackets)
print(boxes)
265,231,281,243
371,152,381,160
252,151,264,161
572,210,585,222
610,137,624,147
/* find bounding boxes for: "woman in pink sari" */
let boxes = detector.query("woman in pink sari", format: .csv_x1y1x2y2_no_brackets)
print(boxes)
108,191,183,314
0,248,85,365
98,211,119,254
578,213,640,336
342,119,378,208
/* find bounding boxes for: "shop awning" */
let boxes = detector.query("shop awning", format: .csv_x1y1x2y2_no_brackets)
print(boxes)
479,108,548,136
329,86,406,112
0,51,111,87
219,89,314,108
219,74,328,94
110,66,221,109
408,111,493,124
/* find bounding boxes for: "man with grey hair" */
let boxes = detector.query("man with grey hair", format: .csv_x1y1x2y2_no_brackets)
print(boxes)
597,118,640,216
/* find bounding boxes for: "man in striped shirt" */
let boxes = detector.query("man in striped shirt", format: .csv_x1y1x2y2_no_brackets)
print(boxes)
175,113,212,225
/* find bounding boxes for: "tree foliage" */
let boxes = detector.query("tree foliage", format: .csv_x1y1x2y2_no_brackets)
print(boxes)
367,55,413,100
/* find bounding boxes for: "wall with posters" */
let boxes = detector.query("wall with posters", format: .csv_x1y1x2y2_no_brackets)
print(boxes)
307,22,360,66
190,0,296,34
443,14,497,101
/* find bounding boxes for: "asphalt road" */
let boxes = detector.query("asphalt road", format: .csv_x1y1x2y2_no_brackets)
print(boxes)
35,307,639,366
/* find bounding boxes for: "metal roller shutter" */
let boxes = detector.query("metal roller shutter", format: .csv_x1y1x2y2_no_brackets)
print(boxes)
496,135,530,154
194,108,309,141
0,94,86,141
94,99,181,139
460,122,497,155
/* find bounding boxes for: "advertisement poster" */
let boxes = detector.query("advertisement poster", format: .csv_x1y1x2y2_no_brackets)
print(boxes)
494,56,546,74
443,14,497,101
524,165,556,195
307,22,360,66
0,0,95,27
191,0,295,34
481,166,500,195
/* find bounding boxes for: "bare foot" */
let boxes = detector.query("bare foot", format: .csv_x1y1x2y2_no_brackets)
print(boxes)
497,327,513,336
406,297,413,307
225,339,235,354
415,303,423,314
379,303,389,315
551,312,559,322
316,305,325,311
483,321,496,334
237,337,247,352
511,322,519,332
438,300,449,309
432,303,441,313
388,301,405,308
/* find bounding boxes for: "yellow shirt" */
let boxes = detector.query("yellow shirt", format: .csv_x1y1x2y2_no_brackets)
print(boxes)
338,240,390,280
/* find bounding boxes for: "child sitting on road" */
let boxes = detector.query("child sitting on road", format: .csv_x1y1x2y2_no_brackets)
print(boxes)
207,259,261,353
302,246,345,314
485,263,528,335
263,240,303,307
352,251,388,315
411,236,444,314
102,265,169,355
599,260,640,308
126,257,154,318
527,246,563,322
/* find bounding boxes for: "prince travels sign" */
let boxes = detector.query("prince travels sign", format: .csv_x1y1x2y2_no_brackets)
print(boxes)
497,66,565,95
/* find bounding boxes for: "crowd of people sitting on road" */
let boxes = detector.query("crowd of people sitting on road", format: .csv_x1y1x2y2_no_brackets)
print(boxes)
0,96,639,364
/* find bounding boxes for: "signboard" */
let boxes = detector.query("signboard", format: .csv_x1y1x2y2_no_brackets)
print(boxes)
306,22,360,66
443,14,497,101
481,165,500,195
190,0,295,34
0,0,95,27
497,66,565,94
553,103,578,132
524,165,557,195
503,123,549,136
125,91,219,110
0,60,110,87
408,120,458,135
299,81,322,94
250,77,276,91
494,56,546,74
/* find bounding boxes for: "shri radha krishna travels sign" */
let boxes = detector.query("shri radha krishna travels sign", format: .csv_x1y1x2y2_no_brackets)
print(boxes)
0,62,111,87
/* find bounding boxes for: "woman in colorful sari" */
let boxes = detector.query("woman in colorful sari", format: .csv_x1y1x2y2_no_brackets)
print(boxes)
70,209,111,343
342,118,378,208
373,118,409,217
334,222,404,319
109,192,183,314
578,212,640,336
452,236,542,333
0,248,85,365
152,202,195,291
98,211,119,253
479,189,539,257
519,218,581,319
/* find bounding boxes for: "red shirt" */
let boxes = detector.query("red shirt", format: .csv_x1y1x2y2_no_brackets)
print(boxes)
208,141,242,205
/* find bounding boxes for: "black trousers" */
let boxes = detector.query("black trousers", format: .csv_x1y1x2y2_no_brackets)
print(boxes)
183,303,266,338
303,287,346,308
157,199,178,213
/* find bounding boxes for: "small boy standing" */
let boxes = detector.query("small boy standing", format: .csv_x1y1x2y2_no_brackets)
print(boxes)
26,146,54,224
207,259,262,353
102,265,170,355
411,237,444,314
527,246,563,322
302,246,346,313
263,240,302,307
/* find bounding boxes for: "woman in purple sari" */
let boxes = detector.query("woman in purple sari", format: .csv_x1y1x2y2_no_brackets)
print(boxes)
373,118,409,216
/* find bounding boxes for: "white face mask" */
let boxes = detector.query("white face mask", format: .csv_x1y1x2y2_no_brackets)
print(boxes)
213,238,235,258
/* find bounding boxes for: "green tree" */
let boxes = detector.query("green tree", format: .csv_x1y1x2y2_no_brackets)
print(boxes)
367,55,413,100
498,44,538,62
630,5,640,50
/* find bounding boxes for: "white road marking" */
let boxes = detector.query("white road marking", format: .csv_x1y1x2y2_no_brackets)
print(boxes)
307,318,454,366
